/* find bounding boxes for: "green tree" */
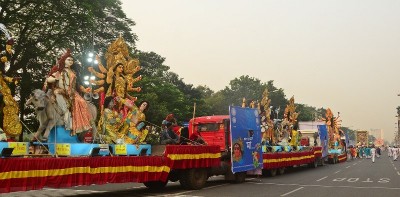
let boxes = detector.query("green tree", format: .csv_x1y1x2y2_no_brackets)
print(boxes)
207,75,288,117
341,127,355,141
296,104,317,121
316,107,327,121
136,51,212,126
205,91,227,115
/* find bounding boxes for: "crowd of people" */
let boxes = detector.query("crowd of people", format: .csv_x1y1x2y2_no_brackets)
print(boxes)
387,146,399,161
347,144,400,164
348,145,382,163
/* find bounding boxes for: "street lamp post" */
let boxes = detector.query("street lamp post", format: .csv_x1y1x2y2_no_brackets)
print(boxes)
396,94,400,146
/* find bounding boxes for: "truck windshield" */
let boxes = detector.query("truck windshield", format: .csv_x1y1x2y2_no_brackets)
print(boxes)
197,123,219,132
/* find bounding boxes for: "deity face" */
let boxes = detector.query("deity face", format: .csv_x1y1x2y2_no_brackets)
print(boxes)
64,57,74,68
116,64,124,73
233,143,242,159
139,102,148,112
107,99,115,109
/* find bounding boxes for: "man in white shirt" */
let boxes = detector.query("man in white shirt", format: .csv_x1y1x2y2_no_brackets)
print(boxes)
393,146,398,161
370,145,376,163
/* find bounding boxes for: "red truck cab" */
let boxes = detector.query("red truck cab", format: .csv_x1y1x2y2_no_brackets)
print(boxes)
188,115,230,151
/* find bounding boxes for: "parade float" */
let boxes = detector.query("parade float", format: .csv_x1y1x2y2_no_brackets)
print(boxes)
260,94,322,175
0,34,245,193
321,108,347,164
189,89,323,177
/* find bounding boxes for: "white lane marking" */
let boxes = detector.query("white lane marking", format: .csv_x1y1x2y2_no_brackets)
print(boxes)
397,172,400,176
130,186,147,189
395,167,397,171
249,182,400,190
316,176,328,182
353,163,357,166
171,183,230,196
334,170,341,174
281,187,304,197
346,166,351,168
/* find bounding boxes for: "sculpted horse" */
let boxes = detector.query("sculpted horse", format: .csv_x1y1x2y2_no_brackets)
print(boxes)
26,89,97,142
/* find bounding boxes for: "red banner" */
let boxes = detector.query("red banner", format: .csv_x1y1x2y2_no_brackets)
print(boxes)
338,153,347,163
0,145,224,193
262,149,318,169
0,156,170,193
313,146,322,158
164,145,221,169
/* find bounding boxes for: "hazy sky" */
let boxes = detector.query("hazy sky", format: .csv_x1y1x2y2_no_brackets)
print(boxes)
120,0,400,142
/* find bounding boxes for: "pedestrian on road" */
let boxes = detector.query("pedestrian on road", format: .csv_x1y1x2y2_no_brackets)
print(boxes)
352,147,357,159
370,145,376,163
359,146,364,158
376,146,381,158
393,146,398,161
365,146,371,158
388,146,392,158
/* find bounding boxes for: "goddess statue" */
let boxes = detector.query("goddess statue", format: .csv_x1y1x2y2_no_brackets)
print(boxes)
0,24,22,140
89,36,145,144
44,49,93,137
279,96,299,146
321,108,341,148
259,89,275,145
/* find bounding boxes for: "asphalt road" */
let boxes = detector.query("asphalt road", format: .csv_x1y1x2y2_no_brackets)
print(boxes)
4,153,400,197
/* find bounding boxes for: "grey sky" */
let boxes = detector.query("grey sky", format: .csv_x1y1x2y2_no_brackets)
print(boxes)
121,0,400,142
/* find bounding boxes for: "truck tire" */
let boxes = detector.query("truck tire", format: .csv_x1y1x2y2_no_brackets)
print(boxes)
183,168,208,190
278,167,285,175
330,156,336,164
269,169,277,177
309,158,318,168
320,158,325,166
179,176,189,189
143,181,167,190
234,171,246,183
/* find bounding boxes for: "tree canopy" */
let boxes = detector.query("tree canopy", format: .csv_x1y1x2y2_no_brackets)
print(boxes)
0,1,349,141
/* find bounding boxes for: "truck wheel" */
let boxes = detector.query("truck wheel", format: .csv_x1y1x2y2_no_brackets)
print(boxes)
269,169,277,177
179,175,189,189
234,171,246,183
278,167,285,175
262,169,268,176
320,158,325,166
313,158,318,168
185,168,208,190
309,158,318,168
143,181,167,190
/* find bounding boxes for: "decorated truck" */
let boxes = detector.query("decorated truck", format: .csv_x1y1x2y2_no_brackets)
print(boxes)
0,107,259,193
0,33,258,193
188,90,323,177
320,109,348,164
298,108,347,165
